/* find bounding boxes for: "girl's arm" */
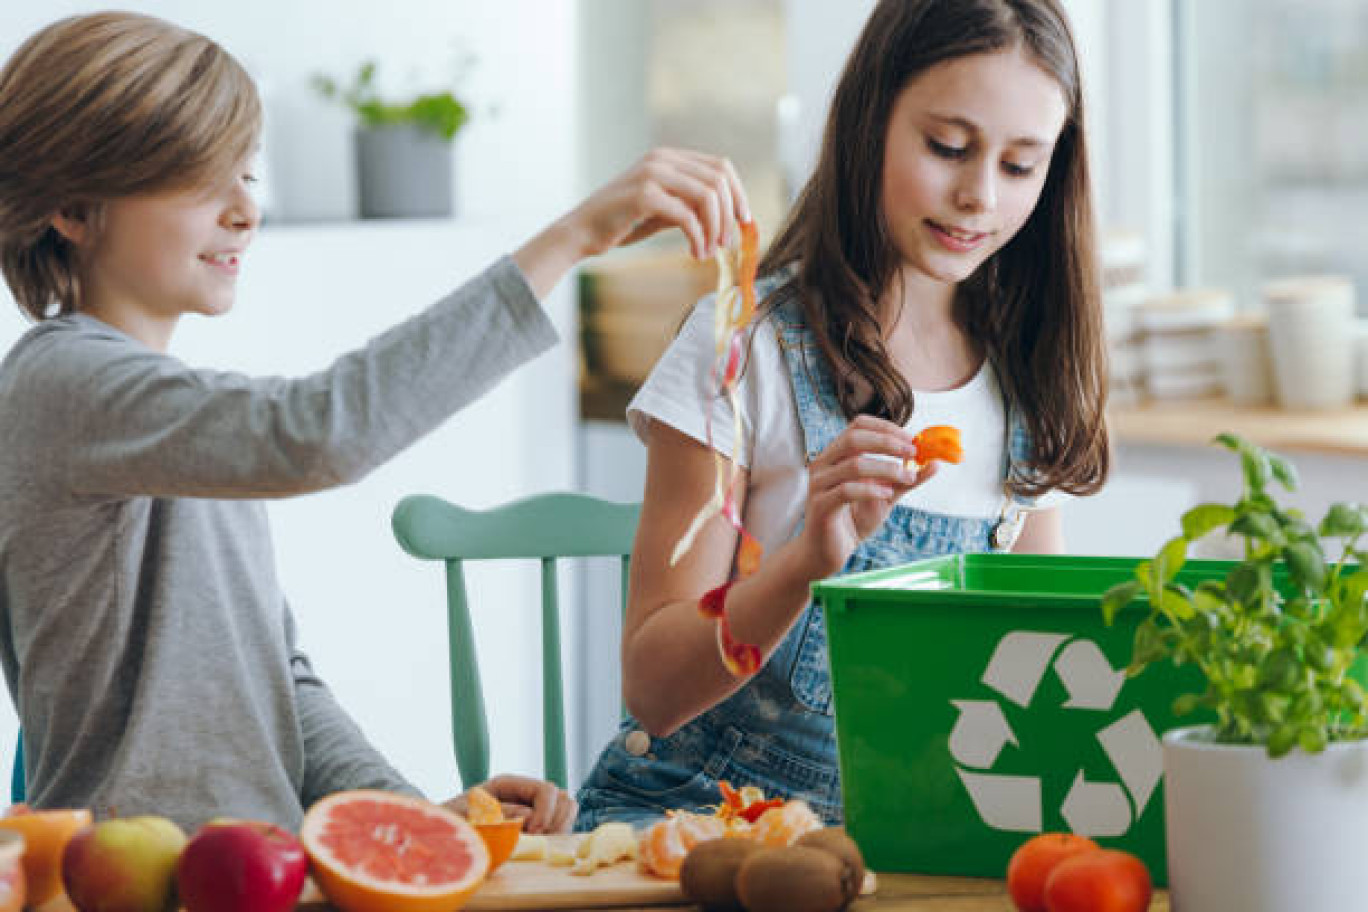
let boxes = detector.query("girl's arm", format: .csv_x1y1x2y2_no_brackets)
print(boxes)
623,417,928,737
1012,507,1065,554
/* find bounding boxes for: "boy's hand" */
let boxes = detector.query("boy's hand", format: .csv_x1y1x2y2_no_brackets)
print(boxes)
443,774,577,833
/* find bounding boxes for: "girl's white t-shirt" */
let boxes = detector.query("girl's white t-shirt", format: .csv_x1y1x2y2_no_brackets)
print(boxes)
628,297,1050,555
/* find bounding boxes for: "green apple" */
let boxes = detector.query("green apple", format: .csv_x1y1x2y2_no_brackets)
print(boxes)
62,816,188,912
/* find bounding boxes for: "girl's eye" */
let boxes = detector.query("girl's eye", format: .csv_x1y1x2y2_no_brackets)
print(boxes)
926,137,968,160
1003,162,1036,178
242,173,259,185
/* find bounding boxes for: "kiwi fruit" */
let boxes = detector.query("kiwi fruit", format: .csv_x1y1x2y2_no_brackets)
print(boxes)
796,827,867,903
679,838,762,911
735,845,853,912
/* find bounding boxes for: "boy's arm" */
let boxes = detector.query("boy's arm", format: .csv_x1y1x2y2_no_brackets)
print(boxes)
29,256,556,503
286,608,424,808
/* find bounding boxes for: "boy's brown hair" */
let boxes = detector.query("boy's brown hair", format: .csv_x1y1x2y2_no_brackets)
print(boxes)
760,0,1109,498
0,12,261,321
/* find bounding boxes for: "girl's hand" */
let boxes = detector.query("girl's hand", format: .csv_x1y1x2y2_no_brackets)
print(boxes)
795,415,937,579
442,774,577,833
562,147,751,260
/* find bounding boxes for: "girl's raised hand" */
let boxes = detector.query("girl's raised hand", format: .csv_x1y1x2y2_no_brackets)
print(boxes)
796,415,937,580
566,147,751,260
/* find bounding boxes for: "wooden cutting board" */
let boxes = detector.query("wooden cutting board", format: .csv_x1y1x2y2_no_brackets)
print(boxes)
467,857,687,911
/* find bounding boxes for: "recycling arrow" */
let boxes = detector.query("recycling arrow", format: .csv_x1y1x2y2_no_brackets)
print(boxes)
949,700,1018,769
955,769,1042,833
982,632,1068,708
1054,639,1126,710
1060,771,1132,837
1097,709,1163,816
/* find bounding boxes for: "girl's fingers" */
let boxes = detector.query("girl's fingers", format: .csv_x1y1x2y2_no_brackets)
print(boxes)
809,454,915,495
815,424,917,468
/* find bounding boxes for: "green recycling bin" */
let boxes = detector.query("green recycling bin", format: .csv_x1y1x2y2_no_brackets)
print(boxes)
812,552,1223,886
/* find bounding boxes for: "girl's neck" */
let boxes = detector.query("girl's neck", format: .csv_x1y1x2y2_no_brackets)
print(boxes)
881,265,981,392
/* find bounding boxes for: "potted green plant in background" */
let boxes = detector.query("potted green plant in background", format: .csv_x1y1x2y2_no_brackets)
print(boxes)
313,60,470,218
1101,432,1368,912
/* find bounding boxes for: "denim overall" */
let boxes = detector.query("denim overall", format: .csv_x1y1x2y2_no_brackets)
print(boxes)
575,290,1037,830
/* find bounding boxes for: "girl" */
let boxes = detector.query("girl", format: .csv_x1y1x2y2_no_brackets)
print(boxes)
0,11,749,832
576,0,1109,829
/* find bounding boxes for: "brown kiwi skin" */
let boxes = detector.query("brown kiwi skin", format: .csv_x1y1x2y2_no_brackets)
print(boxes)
679,838,762,912
734,845,853,912
796,827,867,903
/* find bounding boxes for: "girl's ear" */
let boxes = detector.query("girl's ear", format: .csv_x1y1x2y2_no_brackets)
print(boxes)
50,205,92,246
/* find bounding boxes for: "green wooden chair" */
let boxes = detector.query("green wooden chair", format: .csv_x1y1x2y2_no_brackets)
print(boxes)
391,491,640,790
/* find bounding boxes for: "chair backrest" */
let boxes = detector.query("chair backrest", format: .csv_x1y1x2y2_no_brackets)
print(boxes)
391,491,640,790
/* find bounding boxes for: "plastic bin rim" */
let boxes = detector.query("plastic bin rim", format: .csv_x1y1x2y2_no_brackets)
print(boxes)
810,552,1250,609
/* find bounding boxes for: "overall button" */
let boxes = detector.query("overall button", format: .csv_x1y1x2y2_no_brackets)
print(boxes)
624,730,651,757
992,517,1024,550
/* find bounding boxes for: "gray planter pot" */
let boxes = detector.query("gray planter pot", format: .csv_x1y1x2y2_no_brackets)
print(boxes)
354,124,455,219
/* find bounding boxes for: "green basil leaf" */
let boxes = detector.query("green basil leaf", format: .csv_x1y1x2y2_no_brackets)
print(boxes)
1284,542,1328,593
1182,504,1236,541
1268,454,1299,492
1101,580,1142,626
1157,536,1188,584
1320,503,1368,539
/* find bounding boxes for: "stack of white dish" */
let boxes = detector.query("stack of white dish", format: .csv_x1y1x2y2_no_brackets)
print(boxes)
1101,230,1147,406
1137,289,1235,400
1264,276,1357,410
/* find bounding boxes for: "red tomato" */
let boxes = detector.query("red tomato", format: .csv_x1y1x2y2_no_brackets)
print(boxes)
1006,832,1100,912
1043,848,1153,912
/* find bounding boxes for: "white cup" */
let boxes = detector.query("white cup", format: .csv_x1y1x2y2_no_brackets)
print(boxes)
1264,276,1356,410
1217,314,1274,406
1356,319,1368,400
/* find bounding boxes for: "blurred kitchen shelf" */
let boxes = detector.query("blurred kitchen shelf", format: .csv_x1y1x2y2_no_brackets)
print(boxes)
580,374,638,424
1110,397,1368,455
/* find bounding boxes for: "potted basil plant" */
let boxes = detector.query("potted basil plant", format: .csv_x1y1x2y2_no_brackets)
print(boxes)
313,60,470,218
1101,432,1368,912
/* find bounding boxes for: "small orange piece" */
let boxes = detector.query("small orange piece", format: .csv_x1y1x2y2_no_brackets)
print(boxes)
747,800,822,847
910,425,964,467
638,812,726,880
300,790,489,912
0,806,92,905
474,818,523,873
464,786,504,825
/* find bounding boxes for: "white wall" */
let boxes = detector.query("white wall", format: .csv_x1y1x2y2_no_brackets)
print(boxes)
0,1,581,802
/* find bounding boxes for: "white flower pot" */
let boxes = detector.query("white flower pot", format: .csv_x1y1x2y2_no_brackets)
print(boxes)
1163,726,1368,912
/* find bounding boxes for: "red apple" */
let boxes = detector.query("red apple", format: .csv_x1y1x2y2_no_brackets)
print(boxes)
62,816,187,912
176,820,307,912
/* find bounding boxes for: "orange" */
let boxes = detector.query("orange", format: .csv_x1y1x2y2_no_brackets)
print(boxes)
463,786,503,825
300,790,489,912
0,806,92,905
473,818,522,872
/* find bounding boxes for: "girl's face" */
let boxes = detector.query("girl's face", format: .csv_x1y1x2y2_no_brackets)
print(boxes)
77,163,259,334
881,47,1068,287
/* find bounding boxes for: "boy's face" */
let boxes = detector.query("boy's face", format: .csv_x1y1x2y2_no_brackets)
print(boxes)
881,48,1068,288
79,163,259,334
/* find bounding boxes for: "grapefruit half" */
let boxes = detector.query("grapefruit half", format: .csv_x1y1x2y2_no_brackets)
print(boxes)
300,790,489,912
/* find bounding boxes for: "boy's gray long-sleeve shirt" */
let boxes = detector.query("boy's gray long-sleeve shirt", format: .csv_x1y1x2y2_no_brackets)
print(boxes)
0,256,556,831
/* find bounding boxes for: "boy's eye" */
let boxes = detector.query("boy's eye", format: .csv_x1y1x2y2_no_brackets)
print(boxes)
1003,161,1036,178
926,137,968,160
242,173,259,185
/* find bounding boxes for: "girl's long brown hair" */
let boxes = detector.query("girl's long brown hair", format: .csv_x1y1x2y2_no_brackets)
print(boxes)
760,0,1108,497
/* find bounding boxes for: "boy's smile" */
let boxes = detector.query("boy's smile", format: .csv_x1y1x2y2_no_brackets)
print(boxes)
54,163,259,350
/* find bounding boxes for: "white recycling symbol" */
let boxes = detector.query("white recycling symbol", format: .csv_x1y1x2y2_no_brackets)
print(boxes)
948,631,1162,838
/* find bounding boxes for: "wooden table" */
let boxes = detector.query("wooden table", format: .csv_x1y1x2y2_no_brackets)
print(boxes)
594,872,1170,911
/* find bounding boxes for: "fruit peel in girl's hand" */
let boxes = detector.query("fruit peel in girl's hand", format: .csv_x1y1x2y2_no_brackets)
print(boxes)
909,425,963,468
